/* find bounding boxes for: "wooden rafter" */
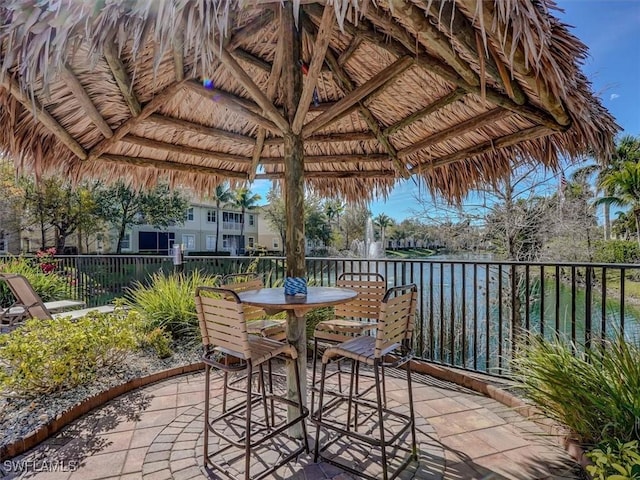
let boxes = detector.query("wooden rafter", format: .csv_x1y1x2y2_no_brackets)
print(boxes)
399,108,508,157
60,65,113,138
101,154,248,178
2,77,88,160
233,48,272,72
425,1,527,105
256,170,395,180
383,88,466,137
338,35,363,66
261,154,390,165
301,55,413,136
185,81,280,133
456,0,570,126
89,81,185,160
292,3,334,134
249,15,285,179
306,3,564,132
211,45,289,132
147,114,255,145
103,40,141,116
264,131,376,145
410,125,552,172
122,135,252,164
227,10,275,51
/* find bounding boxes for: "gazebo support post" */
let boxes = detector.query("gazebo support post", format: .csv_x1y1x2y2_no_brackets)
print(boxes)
281,2,307,438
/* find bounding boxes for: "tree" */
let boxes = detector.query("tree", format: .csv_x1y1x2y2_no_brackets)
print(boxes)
0,159,25,252
96,181,189,253
340,205,370,250
598,161,640,247
263,187,286,252
22,178,100,251
230,187,261,249
209,183,233,251
373,213,394,250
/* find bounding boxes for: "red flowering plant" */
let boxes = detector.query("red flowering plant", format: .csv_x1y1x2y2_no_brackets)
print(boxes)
36,247,57,274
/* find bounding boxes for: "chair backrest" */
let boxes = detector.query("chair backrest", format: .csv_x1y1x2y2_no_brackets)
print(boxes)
222,273,265,321
335,272,386,321
375,284,417,359
194,286,251,359
0,273,53,320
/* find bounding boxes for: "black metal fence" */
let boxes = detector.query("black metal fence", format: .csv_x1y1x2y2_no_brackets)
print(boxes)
7,254,640,377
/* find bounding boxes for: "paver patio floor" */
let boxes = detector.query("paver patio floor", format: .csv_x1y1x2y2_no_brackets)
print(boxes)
2,363,582,480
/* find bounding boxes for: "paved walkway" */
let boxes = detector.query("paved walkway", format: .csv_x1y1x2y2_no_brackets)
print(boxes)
2,364,582,480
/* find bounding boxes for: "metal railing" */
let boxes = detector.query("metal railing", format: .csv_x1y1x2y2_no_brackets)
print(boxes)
5,254,640,377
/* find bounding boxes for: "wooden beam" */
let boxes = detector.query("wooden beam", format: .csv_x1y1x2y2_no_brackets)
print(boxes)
122,135,252,164
101,153,248,179
388,0,479,87
454,0,570,126
383,88,466,137
292,3,334,134
173,27,184,81
338,35,363,66
147,114,255,145
233,48,272,72
2,77,88,160
301,56,413,136
256,169,396,179
261,154,390,165
399,108,509,157
306,3,566,132
89,81,185,160
60,65,113,138
250,16,285,179
185,81,280,133
426,1,527,105
227,10,275,51
212,45,289,132
264,131,376,145
103,40,142,116
411,125,552,172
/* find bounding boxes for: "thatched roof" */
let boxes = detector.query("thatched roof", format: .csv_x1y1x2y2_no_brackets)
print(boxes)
0,0,618,202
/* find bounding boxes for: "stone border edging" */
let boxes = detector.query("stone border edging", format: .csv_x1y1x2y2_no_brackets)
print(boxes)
409,360,591,472
0,362,205,461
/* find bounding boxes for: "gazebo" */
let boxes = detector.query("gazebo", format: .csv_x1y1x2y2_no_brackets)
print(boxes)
0,0,618,413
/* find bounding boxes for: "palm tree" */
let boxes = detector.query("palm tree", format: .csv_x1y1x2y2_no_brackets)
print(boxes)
210,183,233,252
373,213,394,251
598,161,640,246
231,187,261,250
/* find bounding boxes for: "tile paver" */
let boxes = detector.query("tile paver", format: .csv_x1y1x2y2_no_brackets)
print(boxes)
2,365,583,480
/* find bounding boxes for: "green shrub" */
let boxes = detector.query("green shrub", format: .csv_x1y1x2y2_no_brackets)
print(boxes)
594,240,640,264
126,270,218,341
512,333,640,445
0,256,72,307
0,308,142,396
139,327,174,359
586,440,640,480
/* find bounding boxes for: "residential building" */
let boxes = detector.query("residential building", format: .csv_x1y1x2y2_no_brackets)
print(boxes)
256,207,283,254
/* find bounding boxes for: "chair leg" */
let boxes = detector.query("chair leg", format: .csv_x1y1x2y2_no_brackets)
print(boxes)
245,363,253,480
267,359,275,426
222,356,229,414
346,359,357,432
204,363,210,464
313,361,329,462
354,360,360,432
381,364,387,408
293,357,310,453
406,362,418,461
311,337,319,415
259,364,270,429
374,361,389,480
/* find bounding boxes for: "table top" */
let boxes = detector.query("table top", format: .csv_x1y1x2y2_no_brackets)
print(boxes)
237,286,357,313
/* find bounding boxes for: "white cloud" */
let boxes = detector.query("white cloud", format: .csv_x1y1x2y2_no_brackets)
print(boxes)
610,93,620,100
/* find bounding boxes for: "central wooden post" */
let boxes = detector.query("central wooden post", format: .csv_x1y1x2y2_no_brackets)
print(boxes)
281,2,307,437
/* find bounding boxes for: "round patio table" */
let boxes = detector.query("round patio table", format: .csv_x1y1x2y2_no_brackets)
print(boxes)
237,286,357,438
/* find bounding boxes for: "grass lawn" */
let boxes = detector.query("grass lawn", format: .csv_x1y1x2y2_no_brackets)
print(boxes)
384,248,435,259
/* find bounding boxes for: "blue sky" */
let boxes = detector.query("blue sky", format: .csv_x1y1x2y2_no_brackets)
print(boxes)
251,1,640,221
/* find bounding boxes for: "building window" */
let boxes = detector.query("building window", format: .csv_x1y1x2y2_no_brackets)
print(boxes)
205,235,216,251
222,212,243,223
182,234,196,250
185,207,194,222
121,233,131,250
249,214,254,226
248,237,255,248
273,238,279,249
207,210,216,223
0,231,6,253
222,235,229,249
